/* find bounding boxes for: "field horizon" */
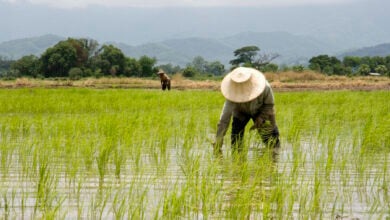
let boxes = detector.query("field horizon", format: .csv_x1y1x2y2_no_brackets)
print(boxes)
1,71,390,91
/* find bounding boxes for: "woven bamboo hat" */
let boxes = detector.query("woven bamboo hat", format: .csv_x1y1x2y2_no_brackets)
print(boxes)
221,67,266,103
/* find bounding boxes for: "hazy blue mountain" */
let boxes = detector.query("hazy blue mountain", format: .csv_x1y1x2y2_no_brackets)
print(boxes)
0,34,64,59
111,38,232,66
220,31,335,65
1,33,389,67
339,43,390,58
111,32,336,66
111,41,193,66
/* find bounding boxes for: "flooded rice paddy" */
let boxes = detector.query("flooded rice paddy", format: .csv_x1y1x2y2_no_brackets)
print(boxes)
0,89,389,219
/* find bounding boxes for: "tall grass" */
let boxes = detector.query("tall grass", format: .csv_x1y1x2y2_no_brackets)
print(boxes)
0,88,388,218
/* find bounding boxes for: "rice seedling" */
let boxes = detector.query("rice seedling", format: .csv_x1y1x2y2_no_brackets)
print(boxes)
0,88,388,218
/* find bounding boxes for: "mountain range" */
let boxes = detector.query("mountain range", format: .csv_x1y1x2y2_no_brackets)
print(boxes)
1,33,389,67
0,35,65,59
1,0,390,66
110,31,337,66
339,43,390,58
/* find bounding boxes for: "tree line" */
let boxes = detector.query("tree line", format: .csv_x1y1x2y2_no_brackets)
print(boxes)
0,38,227,79
5,38,160,79
226,46,390,76
1,41,390,79
308,54,390,76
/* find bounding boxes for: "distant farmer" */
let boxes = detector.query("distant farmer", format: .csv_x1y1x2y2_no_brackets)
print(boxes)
213,67,280,154
157,70,171,90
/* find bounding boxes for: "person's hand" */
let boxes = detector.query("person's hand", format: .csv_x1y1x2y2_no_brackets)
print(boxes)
213,142,222,155
250,116,264,131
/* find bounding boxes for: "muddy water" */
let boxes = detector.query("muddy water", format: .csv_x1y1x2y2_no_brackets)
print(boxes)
1,139,389,219
273,141,389,219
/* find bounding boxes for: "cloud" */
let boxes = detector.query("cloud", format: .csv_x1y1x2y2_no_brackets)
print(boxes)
1,0,360,8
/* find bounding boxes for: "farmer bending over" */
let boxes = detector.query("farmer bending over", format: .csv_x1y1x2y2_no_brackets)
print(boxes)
157,70,171,90
213,67,280,154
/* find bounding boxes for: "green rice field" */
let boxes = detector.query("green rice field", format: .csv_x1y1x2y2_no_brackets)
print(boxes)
0,88,389,219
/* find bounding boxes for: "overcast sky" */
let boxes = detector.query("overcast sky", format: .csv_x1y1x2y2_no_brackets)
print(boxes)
0,0,388,47
1,0,360,8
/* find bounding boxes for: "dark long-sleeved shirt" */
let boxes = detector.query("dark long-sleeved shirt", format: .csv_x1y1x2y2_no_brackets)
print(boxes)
215,81,276,143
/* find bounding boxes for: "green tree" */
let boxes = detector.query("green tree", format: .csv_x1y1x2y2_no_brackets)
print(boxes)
96,44,126,76
192,56,208,74
374,65,388,75
0,56,14,74
205,61,225,76
67,38,89,68
332,63,343,75
342,56,361,73
343,56,361,67
91,57,110,76
182,66,198,77
308,63,320,72
360,56,376,72
68,67,83,80
357,64,371,76
309,55,341,74
371,56,386,66
262,63,279,72
230,46,279,70
156,63,181,75
309,55,329,72
11,55,40,77
138,56,157,77
340,66,353,76
386,55,390,76
40,40,77,77
292,65,304,72
386,55,390,65
123,57,141,76
80,38,99,59
230,46,260,67
39,38,94,78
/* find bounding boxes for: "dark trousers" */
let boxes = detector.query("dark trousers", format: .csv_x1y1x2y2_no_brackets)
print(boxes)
231,116,280,151
162,80,171,90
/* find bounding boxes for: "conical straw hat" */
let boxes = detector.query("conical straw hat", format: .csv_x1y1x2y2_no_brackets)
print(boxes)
221,67,266,103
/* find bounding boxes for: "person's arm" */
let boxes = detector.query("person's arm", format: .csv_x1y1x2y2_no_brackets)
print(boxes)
214,100,233,148
254,82,277,128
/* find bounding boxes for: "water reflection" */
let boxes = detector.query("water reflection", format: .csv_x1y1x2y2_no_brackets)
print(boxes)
1,139,389,218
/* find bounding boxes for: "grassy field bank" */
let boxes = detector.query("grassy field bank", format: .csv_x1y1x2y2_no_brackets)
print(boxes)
0,89,389,218
1,71,390,91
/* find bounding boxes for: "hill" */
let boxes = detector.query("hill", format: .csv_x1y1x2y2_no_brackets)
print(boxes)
112,38,233,67
2,33,389,68
112,32,335,66
220,31,334,65
339,43,390,58
0,34,64,59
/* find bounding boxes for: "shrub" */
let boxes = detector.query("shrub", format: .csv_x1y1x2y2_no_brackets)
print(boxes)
374,65,387,75
262,63,279,72
182,66,198,78
93,69,103,78
84,69,93,77
357,64,370,76
68,67,83,80
292,65,304,72
1,69,20,80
